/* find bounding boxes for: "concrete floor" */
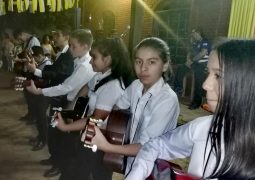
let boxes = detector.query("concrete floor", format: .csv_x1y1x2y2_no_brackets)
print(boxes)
0,72,211,180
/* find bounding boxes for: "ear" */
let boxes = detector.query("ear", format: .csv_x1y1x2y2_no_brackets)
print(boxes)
163,62,169,72
83,44,89,51
104,55,112,67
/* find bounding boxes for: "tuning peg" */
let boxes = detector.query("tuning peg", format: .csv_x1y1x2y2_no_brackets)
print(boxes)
84,144,97,152
89,118,103,126
52,107,63,112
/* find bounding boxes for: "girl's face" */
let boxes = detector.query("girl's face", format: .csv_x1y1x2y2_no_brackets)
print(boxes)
202,50,222,113
89,48,111,73
134,47,168,91
69,37,87,58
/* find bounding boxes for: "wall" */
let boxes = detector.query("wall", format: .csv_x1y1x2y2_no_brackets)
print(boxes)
189,0,232,42
81,0,132,42
81,0,232,51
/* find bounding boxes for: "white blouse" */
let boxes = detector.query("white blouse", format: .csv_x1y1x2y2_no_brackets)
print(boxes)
87,70,125,116
125,115,223,180
116,77,180,174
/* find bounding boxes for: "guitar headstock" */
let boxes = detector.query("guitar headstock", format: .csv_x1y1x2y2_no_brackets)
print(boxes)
50,107,63,128
13,76,27,91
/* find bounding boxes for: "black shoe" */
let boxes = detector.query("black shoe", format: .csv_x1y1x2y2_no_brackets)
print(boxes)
26,119,36,125
188,103,200,110
40,158,52,166
28,137,39,146
31,141,45,151
43,166,60,177
19,114,29,121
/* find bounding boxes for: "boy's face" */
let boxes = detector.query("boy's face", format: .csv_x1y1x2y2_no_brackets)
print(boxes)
69,37,88,58
53,31,68,48
32,54,43,63
17,32,26,43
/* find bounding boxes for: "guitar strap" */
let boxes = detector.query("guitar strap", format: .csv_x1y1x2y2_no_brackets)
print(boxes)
93,75,115,92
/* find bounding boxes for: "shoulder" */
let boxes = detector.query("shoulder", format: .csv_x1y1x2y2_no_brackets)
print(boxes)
64,49,73,58
127,79,141,90
188,115,213,139
31,37,40,43
153,83,178,103
104,79,123,90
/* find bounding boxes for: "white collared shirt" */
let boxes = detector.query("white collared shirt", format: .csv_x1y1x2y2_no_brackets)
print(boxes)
37,56,52,70
125,115,223,180
34,44,69,78
116,77,180,174
42,52,96,101
86,69,125,116
55,44,69,60
25,36,40,49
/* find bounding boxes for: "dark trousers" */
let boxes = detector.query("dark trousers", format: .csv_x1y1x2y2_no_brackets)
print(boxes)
23,89,34,121
47,96,69,168
191,61,207,105
59,142,112,180
31,95,49,143
173,64,191,93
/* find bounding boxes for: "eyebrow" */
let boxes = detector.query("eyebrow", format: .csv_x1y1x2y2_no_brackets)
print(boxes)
211,68,222,73
135,57,160,61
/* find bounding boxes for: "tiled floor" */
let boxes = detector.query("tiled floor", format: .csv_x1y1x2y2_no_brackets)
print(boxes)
0,72,211,180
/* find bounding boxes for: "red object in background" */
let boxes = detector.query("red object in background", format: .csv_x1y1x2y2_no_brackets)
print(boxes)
201,103,213,113
147,159,202,180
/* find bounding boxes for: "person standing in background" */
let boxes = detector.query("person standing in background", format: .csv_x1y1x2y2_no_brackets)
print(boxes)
188,28,211,110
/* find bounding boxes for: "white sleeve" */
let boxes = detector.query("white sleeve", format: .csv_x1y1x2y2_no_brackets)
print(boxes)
126,120,196,180
34,68,42,77
42,65,92,97
29,37,41,48
115,82,133,109
95,81,123,111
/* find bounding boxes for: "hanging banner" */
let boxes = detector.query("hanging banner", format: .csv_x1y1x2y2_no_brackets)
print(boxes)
38,0,45,12
17,0,24,13
56,0,62,12
64,0,68,10
32,0,38,13
24,0,29,10
0,0,6,15
8,0,13,11
50,0,56,12
68,0,75,9
47,0,51,6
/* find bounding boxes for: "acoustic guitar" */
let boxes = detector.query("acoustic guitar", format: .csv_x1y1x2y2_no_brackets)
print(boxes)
83,109,131,174
51,96,90,127
13,48,33,75
147,159,202,180
13,76,48,91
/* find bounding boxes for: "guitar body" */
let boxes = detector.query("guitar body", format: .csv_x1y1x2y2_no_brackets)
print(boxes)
61,96,89,121
147,159,202,180
83,109,131,173
103,109,131,173
51,96,89,129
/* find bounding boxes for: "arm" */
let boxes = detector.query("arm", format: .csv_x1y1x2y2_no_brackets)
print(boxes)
126,122,195,180
193,48,208,61
56,108,111,132
37,65,90,97
90,126,141,156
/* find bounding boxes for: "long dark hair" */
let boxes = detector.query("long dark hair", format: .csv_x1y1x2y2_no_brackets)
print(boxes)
205,40,255,179
91,37,135,88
